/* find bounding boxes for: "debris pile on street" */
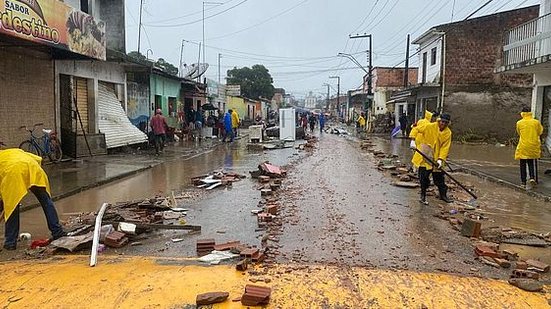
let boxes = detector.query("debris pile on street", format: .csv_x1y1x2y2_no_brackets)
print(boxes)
249,161,288,264
42,194,201,255
191,171,246,190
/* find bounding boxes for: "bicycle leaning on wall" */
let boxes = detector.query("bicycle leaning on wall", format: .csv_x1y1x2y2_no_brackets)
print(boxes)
18,123,63,163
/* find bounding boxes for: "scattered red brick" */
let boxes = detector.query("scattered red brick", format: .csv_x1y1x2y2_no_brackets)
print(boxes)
213,241,241,251
241,284,271,306
240,248,259,258
461,219,481,238
512,269,540,280
197,239,215,256
196,292,229,305
525,259,550,273
104,231,128,248
236,259,249,271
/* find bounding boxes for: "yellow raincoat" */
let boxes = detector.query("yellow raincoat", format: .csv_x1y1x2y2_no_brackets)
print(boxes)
231,110,240,129
414,120,452,170
358,116,366,128
0,149,50,221
515,112,543,160
410,111,433,168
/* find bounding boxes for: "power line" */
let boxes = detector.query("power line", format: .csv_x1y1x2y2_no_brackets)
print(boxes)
145,0,249,28
148,0,236,23
208,0,309,41
360,0,400,33
350,0,380,34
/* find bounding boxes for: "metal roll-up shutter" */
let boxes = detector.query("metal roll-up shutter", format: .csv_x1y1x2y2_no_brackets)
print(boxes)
75,77,88,133
98,82,147,149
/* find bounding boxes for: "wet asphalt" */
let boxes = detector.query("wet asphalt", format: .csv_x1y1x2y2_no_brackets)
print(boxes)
4,128,551,280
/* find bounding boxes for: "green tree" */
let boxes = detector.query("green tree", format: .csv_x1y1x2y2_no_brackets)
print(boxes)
155,58,179,76
226,65,275,99
127,51,147,62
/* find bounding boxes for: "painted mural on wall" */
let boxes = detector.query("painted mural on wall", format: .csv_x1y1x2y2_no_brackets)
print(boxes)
127,81,150,131
0,0,106,59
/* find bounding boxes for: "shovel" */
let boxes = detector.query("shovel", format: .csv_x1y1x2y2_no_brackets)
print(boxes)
413,148,478,206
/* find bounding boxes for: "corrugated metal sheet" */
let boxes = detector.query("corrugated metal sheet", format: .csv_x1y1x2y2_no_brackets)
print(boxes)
98,82,147,149
75,78,88,133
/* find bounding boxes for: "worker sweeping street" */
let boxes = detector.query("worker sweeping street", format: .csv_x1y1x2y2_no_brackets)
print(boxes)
410,113,452,205
0,149,66,250
515,106,543,188
409,111,439,173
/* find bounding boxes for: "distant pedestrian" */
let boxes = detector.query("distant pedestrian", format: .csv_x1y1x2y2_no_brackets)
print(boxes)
515,105,543,188
232,109,240,137
319,113,326,133
399,113,408,137
222,109,234,143
308,114,316,133
195,107,204,140
150,108,167,155
357,113,366,133
301,114,308,131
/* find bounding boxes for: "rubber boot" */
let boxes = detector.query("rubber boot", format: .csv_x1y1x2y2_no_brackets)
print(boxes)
420,190,428,205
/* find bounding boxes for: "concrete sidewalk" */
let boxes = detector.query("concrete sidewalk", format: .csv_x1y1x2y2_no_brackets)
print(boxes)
448,143,551,201
21,134,247,210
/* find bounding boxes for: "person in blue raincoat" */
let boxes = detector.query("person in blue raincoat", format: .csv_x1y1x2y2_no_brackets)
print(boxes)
222,109,234,143
319,113,326,133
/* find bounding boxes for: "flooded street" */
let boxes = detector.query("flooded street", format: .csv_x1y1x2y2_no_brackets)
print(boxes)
6,131,551,280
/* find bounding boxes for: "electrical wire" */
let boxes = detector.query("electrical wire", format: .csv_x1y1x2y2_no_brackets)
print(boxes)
350,0,380,35
208,0,309,41
148,0,236,24
145,0,249,28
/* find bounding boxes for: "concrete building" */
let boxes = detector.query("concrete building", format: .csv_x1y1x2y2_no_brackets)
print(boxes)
304,91,318,109
497,0,551,154
364,67,418,116
0,0,108,151
404,6,538,141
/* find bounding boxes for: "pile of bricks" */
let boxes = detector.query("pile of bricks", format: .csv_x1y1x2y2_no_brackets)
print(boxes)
240,285,271,306
196,239,215,256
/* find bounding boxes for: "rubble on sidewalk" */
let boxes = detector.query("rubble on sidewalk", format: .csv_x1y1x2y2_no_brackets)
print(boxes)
508,278,544,292
191,171,246,190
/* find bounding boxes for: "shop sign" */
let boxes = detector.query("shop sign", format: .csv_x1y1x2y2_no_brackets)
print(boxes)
0,0,106,60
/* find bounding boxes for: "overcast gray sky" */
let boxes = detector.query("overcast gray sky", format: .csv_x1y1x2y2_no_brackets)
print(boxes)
125,0,539,99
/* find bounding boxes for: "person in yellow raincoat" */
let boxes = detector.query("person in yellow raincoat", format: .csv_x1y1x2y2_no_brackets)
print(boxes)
0,149,65,250
409,111,438,170
357,113,366,132
231,109,240,137
413,113,452,205
515,106,543,188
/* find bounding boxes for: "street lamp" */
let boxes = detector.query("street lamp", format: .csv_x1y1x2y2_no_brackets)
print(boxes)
203,2,223,65
329,76,341,120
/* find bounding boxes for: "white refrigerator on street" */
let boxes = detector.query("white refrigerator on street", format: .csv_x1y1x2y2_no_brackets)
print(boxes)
279,108,296,141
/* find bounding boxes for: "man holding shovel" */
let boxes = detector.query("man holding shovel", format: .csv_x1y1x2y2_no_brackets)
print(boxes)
410,114,453,205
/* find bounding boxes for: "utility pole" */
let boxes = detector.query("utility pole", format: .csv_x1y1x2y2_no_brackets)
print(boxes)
203,2,223,66
137,0,144,54
179,40,185,78
349,34,373,111
330,76,340,119
323,83,330,111
403,34,410,88
218,53,222,84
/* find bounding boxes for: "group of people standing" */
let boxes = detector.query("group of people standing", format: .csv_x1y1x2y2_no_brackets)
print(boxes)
222,109,240,143
408,105,545,205
299,113,326,133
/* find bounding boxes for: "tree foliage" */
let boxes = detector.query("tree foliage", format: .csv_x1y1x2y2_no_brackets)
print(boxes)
127,51,179,76
155,58,179,76
226,65,275,99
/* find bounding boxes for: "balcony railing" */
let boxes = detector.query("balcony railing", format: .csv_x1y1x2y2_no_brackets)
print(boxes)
504,13,551,66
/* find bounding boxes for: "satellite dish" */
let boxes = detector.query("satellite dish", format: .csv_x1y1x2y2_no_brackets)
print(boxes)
181,64,198,79
189,63,209,79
